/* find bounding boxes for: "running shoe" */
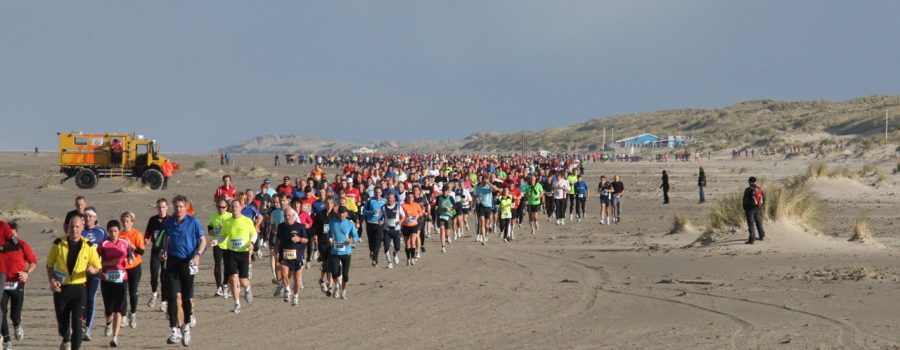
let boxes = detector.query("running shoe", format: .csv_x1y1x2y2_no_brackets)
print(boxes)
283,289,290,302
224,288,232,299
441,246,446,253
325,288,333,297
273,283,283,297
393,253,399,264
14,326,23,340
122,314,129,328
109,336,118,348
166,328,182,344
128,313,137,329
387,262,394,269
104,322,112,337
215,286,224,297
244,287,253,303
160,301,168,313
181,324,191,346
271,278,278,285
319,280,328,293
332,285,341,299
82,330,92,342
232,303,241,313
415,251,421,259
59,340,71,350
190,314,197,327
291,295,299,306
411,258,417,266
371,259,376,267
340,290,347,300
147,292,157,308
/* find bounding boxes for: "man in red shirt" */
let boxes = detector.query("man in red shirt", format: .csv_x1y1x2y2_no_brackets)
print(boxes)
214,175,236,202
0,221,37,346
276,176,293,196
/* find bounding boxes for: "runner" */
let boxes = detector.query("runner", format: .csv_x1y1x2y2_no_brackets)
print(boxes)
80,208,108,342
399,195,423,265
118,212,144,329
214,175,236,202
206,199,232,298
611,175,626,224
277,207,309,306
362,187,386,267
144,198,168,311
597,176,613,225
574,174,588,222
434,185,456,252
474,175,499,245
524,175,544,234
413,186,430,257
497,187,514,242
160,195,207,346
452,181,472,238
381,193,402,269
269,195,286,295
566,171,578,221
315,199,338,296
326,207,358,299
63,196,87,232
552,172,570,225
47,215,101,350
542,171,556,223
0,222,37,349
98,220,133,348
221,199,256,313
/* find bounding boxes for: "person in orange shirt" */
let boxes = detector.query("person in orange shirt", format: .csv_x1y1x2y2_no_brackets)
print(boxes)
161,161,176,190
119,212,145,329
399,195,423,266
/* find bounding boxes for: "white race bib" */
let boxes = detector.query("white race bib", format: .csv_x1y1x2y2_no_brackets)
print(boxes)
405,216,417,225
439,215,450,221
230,238,245,250
103,270,125,283
577,193,584,198
323,225,330,234
4,281,18,291
283,249,297,260
501,211,512,219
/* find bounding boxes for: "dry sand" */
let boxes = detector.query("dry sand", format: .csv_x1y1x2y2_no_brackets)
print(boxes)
1,150,898,349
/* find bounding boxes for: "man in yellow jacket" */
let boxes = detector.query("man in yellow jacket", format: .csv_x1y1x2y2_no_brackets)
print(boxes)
46,215,101,350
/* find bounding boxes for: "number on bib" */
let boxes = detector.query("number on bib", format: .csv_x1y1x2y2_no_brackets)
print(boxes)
283,249,297,260
104,270,125,283
4,282,18,291
230,238,245,250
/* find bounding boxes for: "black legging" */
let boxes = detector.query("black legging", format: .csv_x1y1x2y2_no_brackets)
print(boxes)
329,254,351,283
555,198,567,219
149,247,167,302
1,283,24,340
101,280,127,317
212,246,224,288
567,194,576,214
53,284,85,349
544,195,555,218
500,218,511,240
514,200,526,224
366,223,383,261
383,229,401,255
164,258,194,328
575,196,586,218
125,266,141,314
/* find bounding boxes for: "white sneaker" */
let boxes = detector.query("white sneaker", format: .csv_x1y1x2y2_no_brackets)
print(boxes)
166,328,182,344
332,285,341,299
190,314,197,327
181,324,191,346
340,290,347,300
104,323,112,337
387,262,394,269
393,254,399,264
476,234,482,243
570,214,574,220
244,287,253,303
215,286,224,296
273,283,284,297
320,281,328,293
291,295,299,306
160,301,168,313
147,292,157,308
121,314,129,328
411,258,417,266
232,303,241,313
283,288,291,302
415,251,421,259
224,288,232,299
109,336,118,348
14,325,23,340
441,246,446,253
128,313,136,329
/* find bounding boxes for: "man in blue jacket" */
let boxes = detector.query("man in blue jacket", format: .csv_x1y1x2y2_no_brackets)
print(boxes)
362,188,387,267
326,207,358,300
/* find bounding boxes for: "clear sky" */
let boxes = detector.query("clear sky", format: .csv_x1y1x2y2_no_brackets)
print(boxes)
2,1,899,152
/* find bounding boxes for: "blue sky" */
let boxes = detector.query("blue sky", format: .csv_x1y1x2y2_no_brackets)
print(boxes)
2,1,899,152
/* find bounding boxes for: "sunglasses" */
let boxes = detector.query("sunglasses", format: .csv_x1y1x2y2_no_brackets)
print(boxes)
217,206,227,209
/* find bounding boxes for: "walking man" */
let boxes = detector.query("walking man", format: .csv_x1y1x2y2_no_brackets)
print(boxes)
743,177,766,244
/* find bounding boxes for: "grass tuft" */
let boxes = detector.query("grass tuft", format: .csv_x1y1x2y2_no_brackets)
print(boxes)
669,211,692,234
848,216,872,243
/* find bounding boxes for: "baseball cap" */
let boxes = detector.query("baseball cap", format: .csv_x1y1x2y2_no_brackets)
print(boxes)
338,206,348,214
283,176,290,181
263,178,271,184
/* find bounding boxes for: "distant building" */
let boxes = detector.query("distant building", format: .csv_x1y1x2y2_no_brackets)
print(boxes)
352,147,376,154
615,134,688,148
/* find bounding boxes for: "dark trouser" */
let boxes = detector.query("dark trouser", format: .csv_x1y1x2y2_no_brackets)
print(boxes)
164,257,194,328
663,187,669,203
319,244,332,273
500,218,511,240
514,203,525,224
567,194,575,214
212,246,224,288
1,282,25,340
555,198,567,219
329,254,351,283
162,177,169,190
54,285,85,349
125,266,141,314
383,229,401,255
366,223,383,262
150,248,166,301
745,209,765,242
575,197,586,218
84,276,100,331
100,281,127,317
699,186,705,203
544,196,555,218
418,220,426,250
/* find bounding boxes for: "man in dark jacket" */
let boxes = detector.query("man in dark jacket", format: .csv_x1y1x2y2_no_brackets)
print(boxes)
742,177,765,244
698,168,707,204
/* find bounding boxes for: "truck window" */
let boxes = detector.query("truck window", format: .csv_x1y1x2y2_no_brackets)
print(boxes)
137,144,149,156
74,137,88,145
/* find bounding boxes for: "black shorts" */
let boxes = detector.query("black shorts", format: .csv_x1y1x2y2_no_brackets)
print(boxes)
527,204,542,213
460,207,471,215
280,258,303,272
476,205,492,218
401,226,418,237
224,250,250,279
436,218,451,229
600,197,611,205
279,247,305,271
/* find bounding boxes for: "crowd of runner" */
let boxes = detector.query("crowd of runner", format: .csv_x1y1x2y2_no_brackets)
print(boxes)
0,153,648,350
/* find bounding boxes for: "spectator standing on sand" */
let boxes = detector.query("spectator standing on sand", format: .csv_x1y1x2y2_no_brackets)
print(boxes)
611,175,625,224
742,176,766,244
698,167,707,204
660,170,670,204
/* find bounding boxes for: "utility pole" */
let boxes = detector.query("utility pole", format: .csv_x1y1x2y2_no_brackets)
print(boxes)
602,127,606,149
611,128,615,151
886,110,890,144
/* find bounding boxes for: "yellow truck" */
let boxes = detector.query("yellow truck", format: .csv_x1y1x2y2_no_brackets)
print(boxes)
58,132,174,189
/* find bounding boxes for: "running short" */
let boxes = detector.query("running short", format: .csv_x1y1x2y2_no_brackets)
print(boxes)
224,250,250,279
476,205,492,218
437,218,451,229
600,196,610,205
527,204,541,213
280,258,303,272
401,226,418,237
460,207,470,215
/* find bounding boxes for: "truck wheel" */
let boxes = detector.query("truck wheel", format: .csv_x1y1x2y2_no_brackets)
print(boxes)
75,168,98,189
142,169,164,190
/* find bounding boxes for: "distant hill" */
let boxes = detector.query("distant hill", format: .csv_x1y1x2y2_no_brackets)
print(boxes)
222,95,900,154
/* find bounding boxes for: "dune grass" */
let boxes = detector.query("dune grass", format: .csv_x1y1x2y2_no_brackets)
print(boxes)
805,162,860,181
848,216,872,243
669,210,692,234
192,160,208,170
704,182,820,232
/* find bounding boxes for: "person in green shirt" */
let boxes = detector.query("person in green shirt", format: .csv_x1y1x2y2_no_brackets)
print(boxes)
221,200,257,314
566,172,578,221
206,199,232,297
497,187,514,242
524,176,544,235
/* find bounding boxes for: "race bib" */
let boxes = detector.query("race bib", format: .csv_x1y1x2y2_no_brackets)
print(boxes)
386,218,399,229
501,212,512,219
283,249,297,260
405,216,417,225
334,243,347,250
577,193,584,198
53,270,67,284
4,281,18,291
213,227,224,243
103,270,125,283
323,225,330,234
439,215,450,221
230,238,245,250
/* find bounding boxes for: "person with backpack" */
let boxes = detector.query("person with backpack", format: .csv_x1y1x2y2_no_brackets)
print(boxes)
742,177,766,244
698,167,707,204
